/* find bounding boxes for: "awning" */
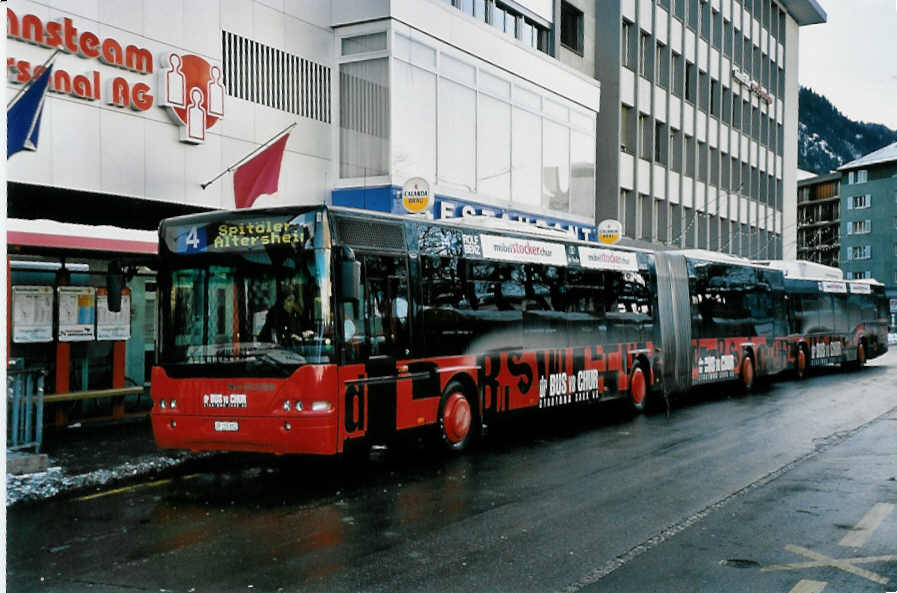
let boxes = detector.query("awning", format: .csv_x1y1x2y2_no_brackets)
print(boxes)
7,218,158,255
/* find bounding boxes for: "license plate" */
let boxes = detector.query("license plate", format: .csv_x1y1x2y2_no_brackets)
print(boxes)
214,421,239,432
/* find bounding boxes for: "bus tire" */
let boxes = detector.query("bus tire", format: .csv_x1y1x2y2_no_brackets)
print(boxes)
629,362,649,413
740,355,755,392
437,382,475,453
795,345,808,380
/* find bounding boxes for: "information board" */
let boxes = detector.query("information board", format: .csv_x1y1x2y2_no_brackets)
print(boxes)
12,286,53,343
96,287,131,341
58,286,96,341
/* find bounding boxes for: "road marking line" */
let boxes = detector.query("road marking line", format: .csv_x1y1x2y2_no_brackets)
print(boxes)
76,474,201,501
762,544,892,585
787,580,827,593
839,503,894,548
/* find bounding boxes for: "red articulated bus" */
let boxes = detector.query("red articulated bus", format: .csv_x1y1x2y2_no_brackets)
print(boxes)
148,206,887,456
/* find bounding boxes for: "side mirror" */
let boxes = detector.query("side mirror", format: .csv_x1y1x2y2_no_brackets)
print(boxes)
107,260,124,313
340,260,361,303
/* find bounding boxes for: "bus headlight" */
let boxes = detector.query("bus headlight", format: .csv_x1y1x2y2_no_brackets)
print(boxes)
160,400,167,409
169,399,177,409
282,400,291,411
295,401,304,411
311,401,332,412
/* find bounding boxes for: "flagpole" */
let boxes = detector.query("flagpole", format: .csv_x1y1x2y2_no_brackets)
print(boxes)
7,48,61,109
201,122,297,190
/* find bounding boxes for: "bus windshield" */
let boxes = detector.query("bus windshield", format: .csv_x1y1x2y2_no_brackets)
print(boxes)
161,247,334,376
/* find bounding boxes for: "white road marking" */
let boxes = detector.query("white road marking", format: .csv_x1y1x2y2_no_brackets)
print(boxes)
787,580,827,593
839,503,894,548
762,544,893,585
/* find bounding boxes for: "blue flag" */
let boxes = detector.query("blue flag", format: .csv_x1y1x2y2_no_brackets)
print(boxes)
8,64,53,158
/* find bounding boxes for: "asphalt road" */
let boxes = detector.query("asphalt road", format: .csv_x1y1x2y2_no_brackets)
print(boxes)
8,351,897,593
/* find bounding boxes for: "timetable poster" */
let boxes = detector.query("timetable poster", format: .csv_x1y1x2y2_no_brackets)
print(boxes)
12,286,54,343
58,286,96,341
96,287,132,341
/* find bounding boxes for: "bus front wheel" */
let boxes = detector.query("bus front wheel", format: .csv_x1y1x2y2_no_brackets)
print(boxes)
438,382,475,452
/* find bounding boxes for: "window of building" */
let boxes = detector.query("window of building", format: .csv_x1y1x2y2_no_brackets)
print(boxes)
639,114,652,160
685,134,695,177
857,169,868,183
700,2,710,39
640,32,652,76
731,94,741,128
671,51,683,96
656,42,668,88
697,141,707,182
619,189,635,237
672,0,684,21
621,104,634,153
339,56,389,178
670,128,682,172
847,271,871,280
636,194,648,239
848,245,871,260
622,20,635,69
698,71,708,110
848,220,871,234
849,194,870,209
687,0,698,29
710,80,720,117
560,2,584,54
685,61,696,103
655,121,667,163
712,9,722,49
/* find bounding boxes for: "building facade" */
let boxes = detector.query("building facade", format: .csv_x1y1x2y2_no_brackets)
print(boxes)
837,142,897,327
596,0,825,259
6,0,601,406
796,172,840,268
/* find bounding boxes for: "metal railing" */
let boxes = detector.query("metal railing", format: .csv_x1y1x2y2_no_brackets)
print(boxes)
7,364,47,453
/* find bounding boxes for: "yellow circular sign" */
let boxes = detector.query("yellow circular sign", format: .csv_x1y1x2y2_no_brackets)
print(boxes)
597,219,622,244
401,177,432,214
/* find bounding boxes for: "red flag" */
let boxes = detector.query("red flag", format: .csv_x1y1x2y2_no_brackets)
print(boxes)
233,133,290,209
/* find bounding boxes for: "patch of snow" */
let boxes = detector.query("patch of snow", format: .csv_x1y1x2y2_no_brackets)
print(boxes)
6,451,212,506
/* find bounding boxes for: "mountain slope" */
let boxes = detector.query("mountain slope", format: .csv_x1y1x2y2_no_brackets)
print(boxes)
798,87,897,175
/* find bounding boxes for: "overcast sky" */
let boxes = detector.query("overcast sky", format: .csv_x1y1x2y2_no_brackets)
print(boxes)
799,0,897,130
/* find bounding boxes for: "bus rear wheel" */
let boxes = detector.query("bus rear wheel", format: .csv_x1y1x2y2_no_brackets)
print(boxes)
795,346,808,380
438,383,475,452
741,355,755,392
629,362,648,412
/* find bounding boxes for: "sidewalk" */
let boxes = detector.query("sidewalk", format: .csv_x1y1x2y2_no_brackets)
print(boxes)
6,417,209,506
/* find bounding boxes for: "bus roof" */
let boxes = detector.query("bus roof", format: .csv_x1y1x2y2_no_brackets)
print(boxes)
754,259,844,280
328,206,655,254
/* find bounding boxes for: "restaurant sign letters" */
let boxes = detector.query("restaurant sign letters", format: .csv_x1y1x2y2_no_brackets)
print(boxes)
6,8,223,143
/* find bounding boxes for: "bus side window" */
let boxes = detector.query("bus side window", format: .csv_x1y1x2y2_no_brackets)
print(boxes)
363,255,410,359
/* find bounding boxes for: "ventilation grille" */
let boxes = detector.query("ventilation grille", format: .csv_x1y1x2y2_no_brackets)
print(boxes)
222,31,331,123
335,217,405,251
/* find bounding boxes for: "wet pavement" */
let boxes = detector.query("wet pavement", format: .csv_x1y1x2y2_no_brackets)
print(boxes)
6,419,214,506
5,351,897,592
